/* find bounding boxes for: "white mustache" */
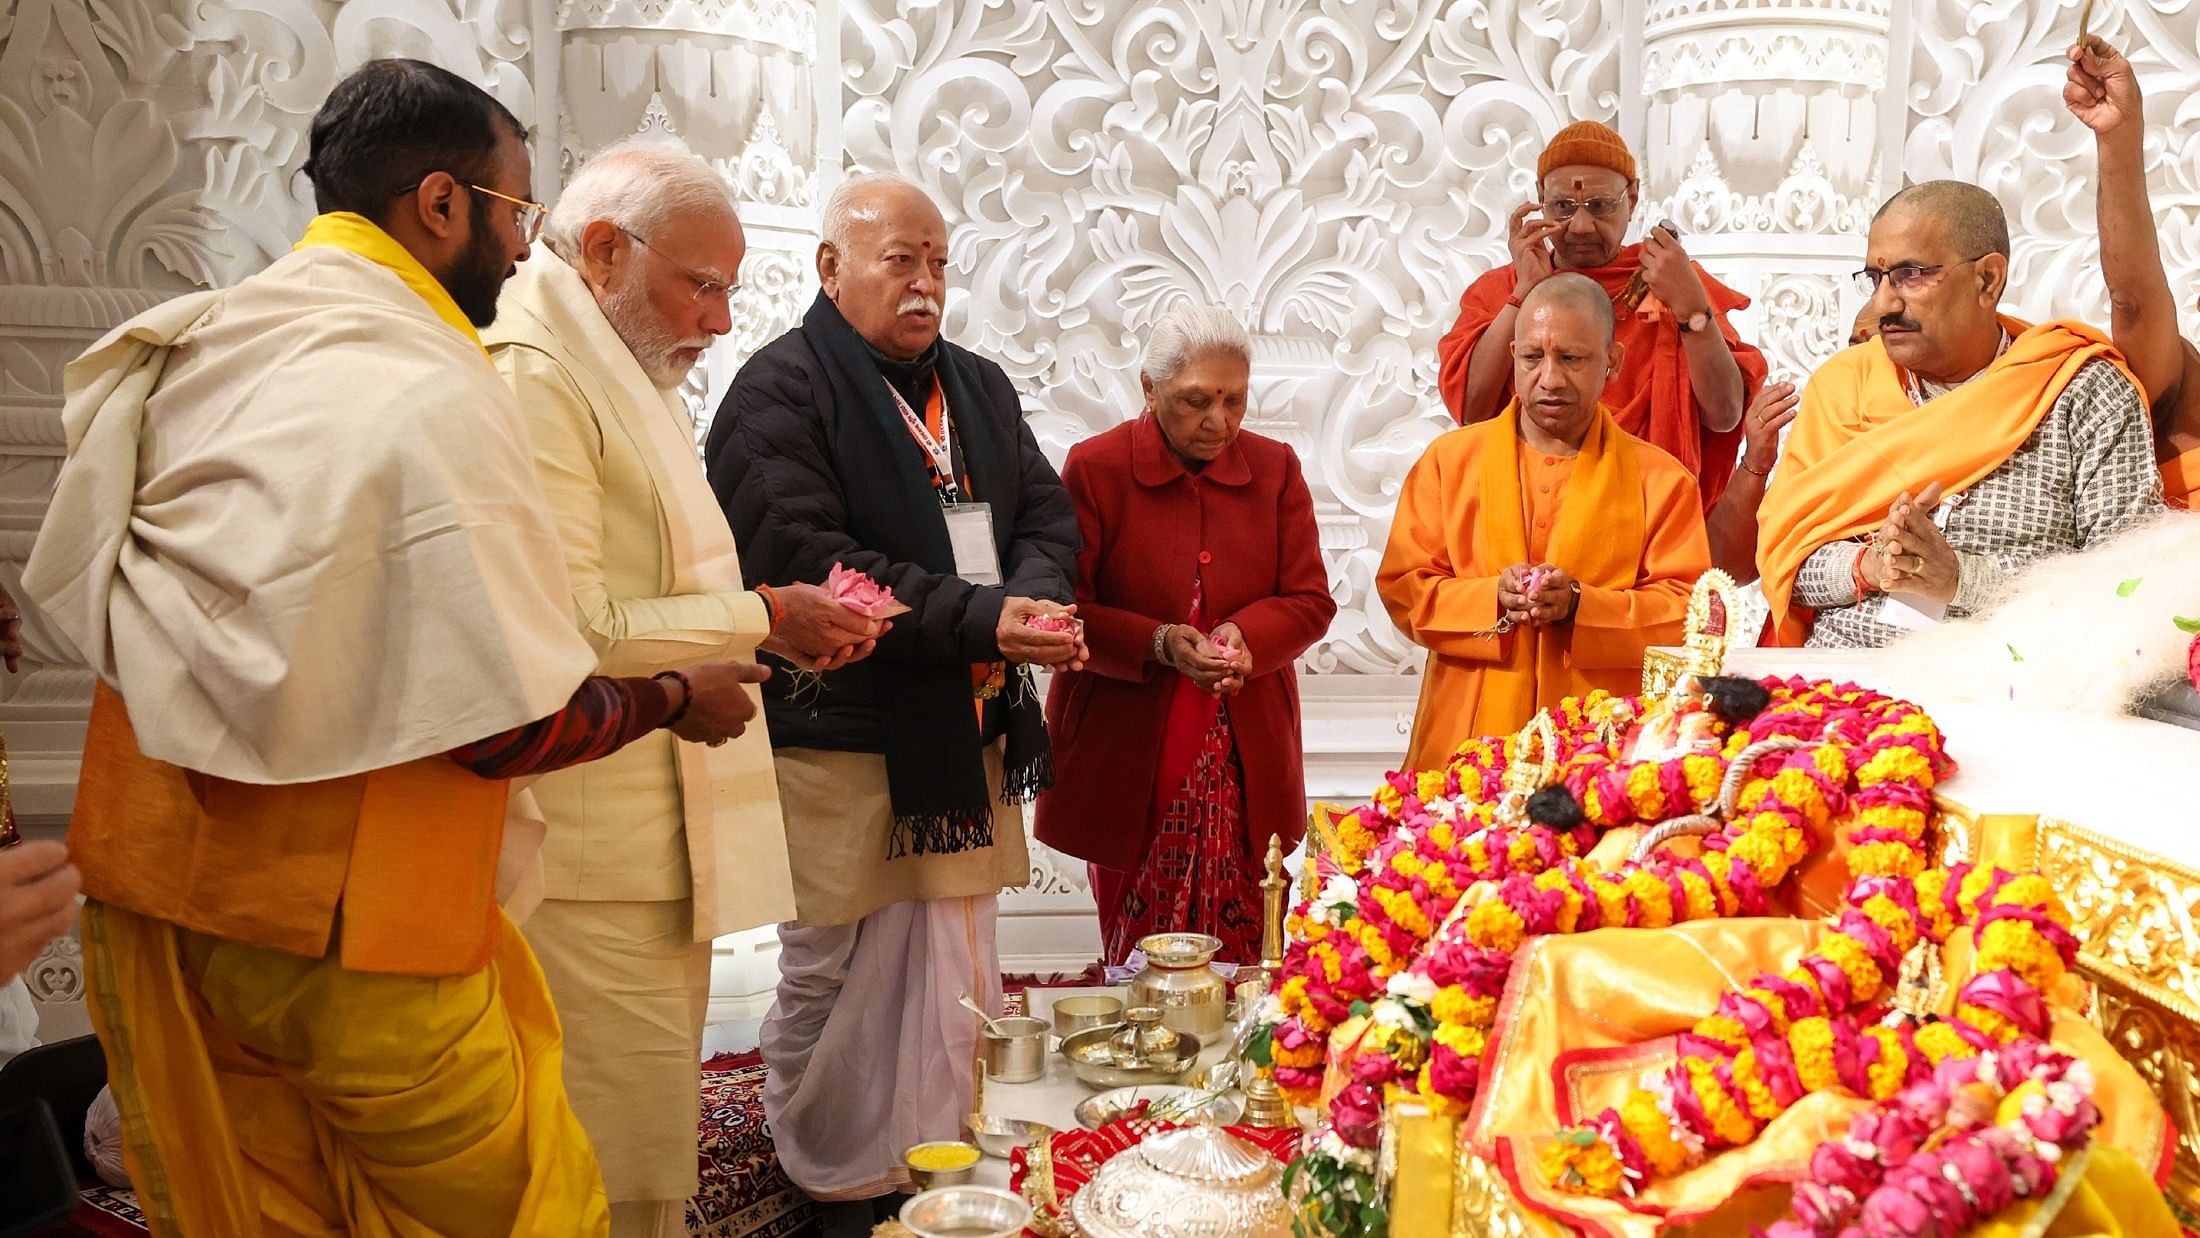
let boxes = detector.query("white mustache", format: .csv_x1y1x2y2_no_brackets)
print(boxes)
897,295,942,316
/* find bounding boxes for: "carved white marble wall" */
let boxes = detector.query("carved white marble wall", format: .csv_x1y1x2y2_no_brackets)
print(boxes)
555,0,824,426
1639,0,1892,382
1905,0,2200,342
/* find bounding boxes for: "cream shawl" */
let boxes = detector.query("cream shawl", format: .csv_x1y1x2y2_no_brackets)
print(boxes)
485,248,795,939
23,246,598,783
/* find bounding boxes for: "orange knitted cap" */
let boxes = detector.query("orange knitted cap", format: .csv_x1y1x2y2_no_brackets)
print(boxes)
1537,121,1637,185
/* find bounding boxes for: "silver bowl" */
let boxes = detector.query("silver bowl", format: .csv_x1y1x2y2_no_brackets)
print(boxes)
899,1185,1032,1238
902,1140,981,1190
962,1112,1052,1158
1073,1085,1245,1130
1049,993,1125,1037
1058,1024,1200,1088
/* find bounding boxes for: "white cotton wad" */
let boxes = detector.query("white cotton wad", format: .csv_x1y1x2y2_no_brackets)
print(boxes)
1878,510,2200,715
85,1086,132,1187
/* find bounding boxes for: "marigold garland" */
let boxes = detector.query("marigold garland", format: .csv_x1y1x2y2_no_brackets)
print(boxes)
1540,865,2082,1200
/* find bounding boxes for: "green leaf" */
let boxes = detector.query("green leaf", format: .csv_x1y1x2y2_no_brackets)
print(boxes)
1247,1025,1275,1068
2176,616,2200,634
2005,643,2025,663
2118,577,2144,597
1349,999,1372,1018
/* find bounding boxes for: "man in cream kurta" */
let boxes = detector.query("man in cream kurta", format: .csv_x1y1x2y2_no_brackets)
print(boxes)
485,141,884,1238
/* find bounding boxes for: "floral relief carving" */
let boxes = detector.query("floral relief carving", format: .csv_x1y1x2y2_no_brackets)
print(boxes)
1904,0,2200,339
839,0,1623,676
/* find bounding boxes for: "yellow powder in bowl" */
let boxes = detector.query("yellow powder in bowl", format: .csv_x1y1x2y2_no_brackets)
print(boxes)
906,1143,980,1171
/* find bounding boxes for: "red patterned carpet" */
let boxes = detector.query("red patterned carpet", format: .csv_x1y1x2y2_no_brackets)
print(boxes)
687,1049,813,1238
61,1051,812,1238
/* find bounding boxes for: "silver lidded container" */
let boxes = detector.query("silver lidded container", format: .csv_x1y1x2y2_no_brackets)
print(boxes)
1126,932,1231,1046
1067,1120,1292,1237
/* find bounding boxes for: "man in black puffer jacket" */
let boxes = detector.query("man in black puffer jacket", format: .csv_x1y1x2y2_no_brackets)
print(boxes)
703,173,1082,1235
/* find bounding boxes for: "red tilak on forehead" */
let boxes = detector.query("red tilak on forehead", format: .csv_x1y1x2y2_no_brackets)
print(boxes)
1571,177,1585,192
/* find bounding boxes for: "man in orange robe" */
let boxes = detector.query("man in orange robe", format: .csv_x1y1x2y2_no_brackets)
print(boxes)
2065,37,2200,507
1381,274,1710,771
1758,181,2164,648
1435,121,1767,508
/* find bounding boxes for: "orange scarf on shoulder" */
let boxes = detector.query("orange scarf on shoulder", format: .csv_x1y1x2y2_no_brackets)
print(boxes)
1756,317,2133,645
1468,403,1644,733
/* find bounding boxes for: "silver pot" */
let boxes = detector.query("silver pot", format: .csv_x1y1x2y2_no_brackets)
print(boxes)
979,1016,1049,1084
1127,932,1230,1046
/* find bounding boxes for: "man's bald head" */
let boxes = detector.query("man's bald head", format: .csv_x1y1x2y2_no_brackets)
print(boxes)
1863,179,2011,384
1872,180,2011,263
1518,273,1617,346
817,173,950,359
1511,272,1623,449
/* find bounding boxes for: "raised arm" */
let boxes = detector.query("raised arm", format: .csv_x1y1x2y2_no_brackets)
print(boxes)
2067,37,2186,415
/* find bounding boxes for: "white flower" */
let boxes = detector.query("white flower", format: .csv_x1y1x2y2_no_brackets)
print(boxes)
1385,971,1439,1006
1256,992,1288,1025
1314,1130,1377,1172
1372,996,1421,1030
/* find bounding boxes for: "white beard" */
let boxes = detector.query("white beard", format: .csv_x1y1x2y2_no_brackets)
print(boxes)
604,273,709,390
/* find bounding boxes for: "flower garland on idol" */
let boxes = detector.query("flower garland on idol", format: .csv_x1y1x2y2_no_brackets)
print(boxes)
1538,864,2082,1204
1263,676,1955,1237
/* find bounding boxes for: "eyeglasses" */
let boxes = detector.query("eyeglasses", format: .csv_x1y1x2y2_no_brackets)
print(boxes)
1541,196,1628,222
391,178,548,242
1851,256,1986,296
620,227,738,304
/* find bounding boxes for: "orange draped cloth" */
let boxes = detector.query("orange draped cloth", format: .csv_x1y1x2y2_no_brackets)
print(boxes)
1434,245,1767,508
2162,446,2198,510
1447,817,2174,1238
1377,405,1709,770
1755,318,2134,646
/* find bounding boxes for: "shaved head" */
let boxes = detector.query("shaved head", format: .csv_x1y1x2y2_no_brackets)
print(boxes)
1518,272,1616,346
1873,180,2011,262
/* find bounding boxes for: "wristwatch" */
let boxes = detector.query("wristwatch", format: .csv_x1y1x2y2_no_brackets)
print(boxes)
1677,309,1713,334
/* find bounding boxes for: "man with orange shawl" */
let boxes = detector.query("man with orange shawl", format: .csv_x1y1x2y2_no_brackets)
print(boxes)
2064,36,2200,508
1435,121,1767,507
1381,274,1710,770
1757,181,2164,649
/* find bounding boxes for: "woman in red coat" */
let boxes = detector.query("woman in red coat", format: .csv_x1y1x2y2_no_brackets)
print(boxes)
1035,306,1336,966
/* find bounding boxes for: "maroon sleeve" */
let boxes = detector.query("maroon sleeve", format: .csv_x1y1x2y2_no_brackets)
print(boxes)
447,675,675,779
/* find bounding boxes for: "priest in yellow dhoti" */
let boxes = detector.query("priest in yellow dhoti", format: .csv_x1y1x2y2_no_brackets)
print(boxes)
485,141,883,1238
1379,273,1710,770
21,60,772,1238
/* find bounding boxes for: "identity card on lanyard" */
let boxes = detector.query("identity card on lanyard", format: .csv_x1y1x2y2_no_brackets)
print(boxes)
888,381,1002,586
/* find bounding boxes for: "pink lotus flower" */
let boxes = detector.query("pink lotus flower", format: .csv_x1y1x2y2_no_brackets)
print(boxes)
827,563,908,618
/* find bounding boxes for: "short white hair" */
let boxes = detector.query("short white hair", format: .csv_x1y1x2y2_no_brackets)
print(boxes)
545,139,739,257
1140,305,1252,385
821,172,934,254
